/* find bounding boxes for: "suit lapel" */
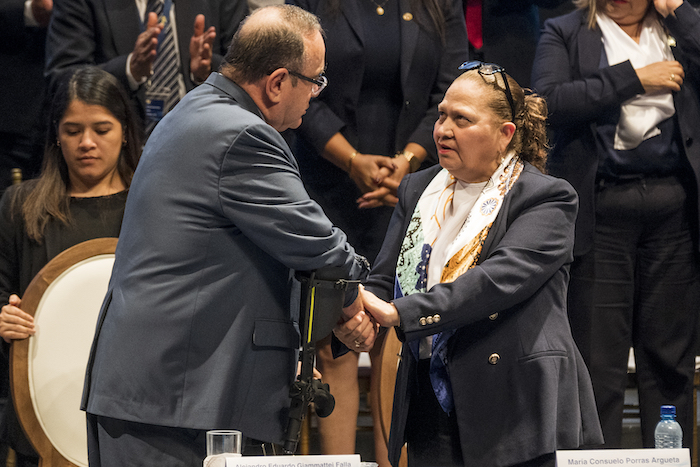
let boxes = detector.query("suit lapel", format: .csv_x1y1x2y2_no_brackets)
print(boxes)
104,0,142,55
578,15,603,78
341,0,364,47
399,0,418,90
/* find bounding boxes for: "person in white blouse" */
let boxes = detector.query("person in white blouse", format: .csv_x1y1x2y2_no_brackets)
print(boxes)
532,0,700,449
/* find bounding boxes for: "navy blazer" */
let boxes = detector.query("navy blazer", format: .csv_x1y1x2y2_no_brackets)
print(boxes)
82,73,369,443
45,0,248,123
365,164,603,466
288,0,468,165
531,3,700,255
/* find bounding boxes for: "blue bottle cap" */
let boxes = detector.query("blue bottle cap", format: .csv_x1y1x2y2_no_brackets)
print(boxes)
660,405,676,416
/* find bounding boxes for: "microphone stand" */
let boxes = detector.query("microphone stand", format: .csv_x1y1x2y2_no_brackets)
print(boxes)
283,271,359,454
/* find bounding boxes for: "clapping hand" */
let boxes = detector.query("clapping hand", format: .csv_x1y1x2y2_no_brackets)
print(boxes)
130,12,163,82
190,14,216,83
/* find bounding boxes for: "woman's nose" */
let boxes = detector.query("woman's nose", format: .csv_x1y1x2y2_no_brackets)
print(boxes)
79,131,97,149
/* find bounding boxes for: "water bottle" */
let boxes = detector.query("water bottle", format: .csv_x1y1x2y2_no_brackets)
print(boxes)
654,405,682,448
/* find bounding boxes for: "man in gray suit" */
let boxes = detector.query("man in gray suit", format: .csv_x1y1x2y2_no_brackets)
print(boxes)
81,5,377,466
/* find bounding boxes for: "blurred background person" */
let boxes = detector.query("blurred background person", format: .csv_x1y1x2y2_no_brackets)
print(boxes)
362,64,602,467
462,0,571,88
285,0,467,463
45,0,248,136
0,66,141,467
532,0,700,449
0,0,53,460
0,0,52,193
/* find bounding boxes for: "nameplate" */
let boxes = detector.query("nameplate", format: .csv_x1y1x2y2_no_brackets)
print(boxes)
219,454,361,467
556,449,690,466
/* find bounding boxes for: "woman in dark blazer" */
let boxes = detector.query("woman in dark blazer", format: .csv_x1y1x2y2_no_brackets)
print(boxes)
362,65,602,467
286,0,467,462
532,0,700,449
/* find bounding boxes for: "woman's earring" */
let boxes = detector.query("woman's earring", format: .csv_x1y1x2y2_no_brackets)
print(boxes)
56,140,61,147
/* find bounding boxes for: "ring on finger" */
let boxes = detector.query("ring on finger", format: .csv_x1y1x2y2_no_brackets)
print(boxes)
354,339,362,348
670,73,675,81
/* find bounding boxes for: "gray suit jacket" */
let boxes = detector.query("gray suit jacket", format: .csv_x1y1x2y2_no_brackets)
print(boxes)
365,164,603,466
81,73,368,444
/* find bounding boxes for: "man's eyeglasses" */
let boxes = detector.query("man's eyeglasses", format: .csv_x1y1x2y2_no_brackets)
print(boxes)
288,70,328,97
458,61,515,122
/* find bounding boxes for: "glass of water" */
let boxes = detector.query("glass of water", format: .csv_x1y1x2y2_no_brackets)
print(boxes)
206,430,242,457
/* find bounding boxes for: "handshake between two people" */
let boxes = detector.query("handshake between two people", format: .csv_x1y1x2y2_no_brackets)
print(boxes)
332,285,401,353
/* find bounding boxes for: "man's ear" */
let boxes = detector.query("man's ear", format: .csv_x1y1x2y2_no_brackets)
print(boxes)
265,68,288,104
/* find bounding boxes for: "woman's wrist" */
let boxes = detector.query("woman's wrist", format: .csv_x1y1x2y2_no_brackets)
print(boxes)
396,150,421,173
389,301,401,327
347,151,358,173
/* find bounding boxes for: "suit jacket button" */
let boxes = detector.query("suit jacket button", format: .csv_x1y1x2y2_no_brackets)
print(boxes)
488,353,500,365
426,316,434,325
404,100,410,109
433,314,441,323
419,317,427,326
489,313,498,320
686,137,694,147
402,12,413,21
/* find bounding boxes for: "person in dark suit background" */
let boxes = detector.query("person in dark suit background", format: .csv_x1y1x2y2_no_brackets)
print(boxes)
361,65,602,467
0,2,52,461
462,0,571,88
285,1,467,464
45,0,249,135
81,6,377,466
532,0,700,449
0,0,52,193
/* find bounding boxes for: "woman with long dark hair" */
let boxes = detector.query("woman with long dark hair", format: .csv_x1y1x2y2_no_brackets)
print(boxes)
0,66,141,466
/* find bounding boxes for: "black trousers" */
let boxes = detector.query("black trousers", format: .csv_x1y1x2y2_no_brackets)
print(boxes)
404,361,555,467
405,360,463,467
568,175,700,448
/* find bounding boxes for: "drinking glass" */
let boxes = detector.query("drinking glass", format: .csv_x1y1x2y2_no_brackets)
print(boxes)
206,430,242,457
